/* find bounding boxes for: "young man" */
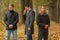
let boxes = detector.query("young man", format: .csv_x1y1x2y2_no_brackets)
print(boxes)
4,4,19,40
24,5,35,40
36,5,50,40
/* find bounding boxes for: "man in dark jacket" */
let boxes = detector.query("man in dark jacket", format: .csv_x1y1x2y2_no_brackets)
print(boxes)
24,5,35,40
36,5,50,40
4,4,19,40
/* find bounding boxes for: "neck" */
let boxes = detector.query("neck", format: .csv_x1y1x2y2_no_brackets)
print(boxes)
40,12,46,15
9,10,14,12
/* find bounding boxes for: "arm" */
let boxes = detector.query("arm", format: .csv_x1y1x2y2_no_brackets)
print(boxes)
47,15,50,27
29,11,35,27
23,10,27,23
44,15,50,29
12,13,19,25
23,13,26,22
36,14,40,26
4,13,9,25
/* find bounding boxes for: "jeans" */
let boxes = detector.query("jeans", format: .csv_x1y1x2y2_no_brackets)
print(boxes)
6,30,17,40
26,33,32,40
38,29,48,40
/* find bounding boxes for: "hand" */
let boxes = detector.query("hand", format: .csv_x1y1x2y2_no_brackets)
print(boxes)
23,9,27,14
9,24,13,29
28,27,30,31
45,25,48,29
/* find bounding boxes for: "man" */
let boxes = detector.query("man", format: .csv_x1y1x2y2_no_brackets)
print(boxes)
24,5,35,40
36,5,50,40
4,4,19,40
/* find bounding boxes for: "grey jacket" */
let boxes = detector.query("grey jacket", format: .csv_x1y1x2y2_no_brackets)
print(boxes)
25,9,35,34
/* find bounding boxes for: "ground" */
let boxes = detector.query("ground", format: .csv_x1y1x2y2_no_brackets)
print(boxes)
0,21,60,40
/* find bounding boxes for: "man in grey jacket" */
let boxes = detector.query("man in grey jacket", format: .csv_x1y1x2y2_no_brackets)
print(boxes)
24,5,35,40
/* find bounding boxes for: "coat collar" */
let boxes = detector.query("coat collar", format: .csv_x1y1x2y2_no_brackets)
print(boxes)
39,13,47,16
27,8,31,14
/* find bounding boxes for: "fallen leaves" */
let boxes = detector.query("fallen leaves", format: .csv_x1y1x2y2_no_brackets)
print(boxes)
0,21,60,40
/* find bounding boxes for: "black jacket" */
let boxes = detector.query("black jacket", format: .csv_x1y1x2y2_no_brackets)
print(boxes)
4,11,19,30
36,13,50,29
23,14,26,23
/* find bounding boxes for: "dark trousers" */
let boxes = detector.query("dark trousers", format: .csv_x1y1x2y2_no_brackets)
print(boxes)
27,33,32,40
38,29,48,40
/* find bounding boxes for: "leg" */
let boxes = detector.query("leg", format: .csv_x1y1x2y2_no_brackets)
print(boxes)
27,33,32,40
12,30,17,40
38,29,43,40
43,30,48,40
6,30,11,40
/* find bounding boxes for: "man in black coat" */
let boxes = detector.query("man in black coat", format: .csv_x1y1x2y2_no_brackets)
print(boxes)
4,4,19,40
36,5,50,40
24,5,35,40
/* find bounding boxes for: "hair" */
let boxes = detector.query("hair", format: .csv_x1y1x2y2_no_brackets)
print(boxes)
25,5,30,7
9,4,14,7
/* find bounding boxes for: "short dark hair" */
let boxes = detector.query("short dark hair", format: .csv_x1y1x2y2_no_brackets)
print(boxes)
25,5,30,7
9,4,14,7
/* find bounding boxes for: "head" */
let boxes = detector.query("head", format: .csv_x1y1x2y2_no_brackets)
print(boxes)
40,5,46,13
25,5,30,11
9,4,14,11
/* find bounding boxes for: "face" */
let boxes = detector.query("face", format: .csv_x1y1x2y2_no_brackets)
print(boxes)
25,6,29,11
9,5,14,11
41,6,46,13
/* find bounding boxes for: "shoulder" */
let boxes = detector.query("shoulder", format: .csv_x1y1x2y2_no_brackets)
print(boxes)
43,13,48,16
32,9,34,12
14,11,18,14
5,11,9,15
31,10,35,15
14,11,18,15
37,13,41,16
44,14,49,18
